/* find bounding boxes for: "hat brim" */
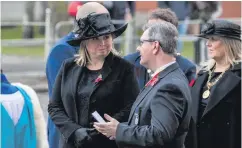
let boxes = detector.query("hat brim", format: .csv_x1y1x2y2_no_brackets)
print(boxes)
196,33,241,41
196,34,209,39
67,23,128,46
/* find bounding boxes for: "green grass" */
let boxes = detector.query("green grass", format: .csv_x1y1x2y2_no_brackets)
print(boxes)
1,26,44,39
1,26,45,57
1,46,44,57
181,42,194,60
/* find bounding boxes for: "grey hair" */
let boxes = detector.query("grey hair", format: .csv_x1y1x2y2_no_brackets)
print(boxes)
143,21,178,55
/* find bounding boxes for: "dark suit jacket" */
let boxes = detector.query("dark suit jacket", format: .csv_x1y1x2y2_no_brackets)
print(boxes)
45,32,79,148
124,52,196,90
116,63,192,148
48,53,140,148
185,63,241,148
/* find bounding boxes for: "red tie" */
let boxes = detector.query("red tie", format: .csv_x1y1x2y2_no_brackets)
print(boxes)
145,73,159,87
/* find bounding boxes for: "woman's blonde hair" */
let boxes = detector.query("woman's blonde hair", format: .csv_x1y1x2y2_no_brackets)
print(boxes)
74,37,120,66
202,36,241,71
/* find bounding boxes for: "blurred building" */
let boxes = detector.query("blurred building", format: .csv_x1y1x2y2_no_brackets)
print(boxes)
134,1,241,26
1,1,44,22
1,1,240,23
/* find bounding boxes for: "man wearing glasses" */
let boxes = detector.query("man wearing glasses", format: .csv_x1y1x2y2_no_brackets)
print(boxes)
94,21,192,148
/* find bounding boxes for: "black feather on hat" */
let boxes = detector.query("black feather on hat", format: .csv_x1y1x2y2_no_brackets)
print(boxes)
68,13,128,46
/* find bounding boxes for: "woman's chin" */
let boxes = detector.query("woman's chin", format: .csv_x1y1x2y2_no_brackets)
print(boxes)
96,52,109,58
208,54,215,59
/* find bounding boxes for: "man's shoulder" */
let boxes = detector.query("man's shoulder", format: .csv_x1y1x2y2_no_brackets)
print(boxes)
123,52,140,64
176,55,196,69
47,33,78,62
113,55,134,70
50,33,76,52
51,40,72,52
11,83,38,101
158,67,188,88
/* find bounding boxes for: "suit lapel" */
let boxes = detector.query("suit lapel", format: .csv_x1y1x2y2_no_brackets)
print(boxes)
202,70,240,118
191,71,208,123
128,86,153,124
128,63,179,124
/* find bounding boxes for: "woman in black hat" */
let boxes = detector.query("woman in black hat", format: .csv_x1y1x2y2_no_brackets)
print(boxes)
48,3,139,148
186,20,241,148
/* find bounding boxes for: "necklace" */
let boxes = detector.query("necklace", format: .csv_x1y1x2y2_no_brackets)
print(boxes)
202,65,230,99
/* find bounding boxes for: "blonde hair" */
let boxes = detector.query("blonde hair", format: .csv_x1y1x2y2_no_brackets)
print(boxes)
202,36,241,71
75,39,120,66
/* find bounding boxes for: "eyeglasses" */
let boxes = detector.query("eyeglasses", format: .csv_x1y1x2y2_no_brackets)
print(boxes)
138,39,156,47
138,39,162,48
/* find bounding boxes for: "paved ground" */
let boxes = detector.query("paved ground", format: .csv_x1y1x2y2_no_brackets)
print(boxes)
38,92,49,121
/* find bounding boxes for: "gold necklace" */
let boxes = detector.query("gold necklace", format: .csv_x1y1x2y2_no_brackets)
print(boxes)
202,66,230,99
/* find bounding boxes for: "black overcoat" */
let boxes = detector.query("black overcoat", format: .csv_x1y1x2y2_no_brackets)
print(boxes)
185,62,241,148
48,53,140,148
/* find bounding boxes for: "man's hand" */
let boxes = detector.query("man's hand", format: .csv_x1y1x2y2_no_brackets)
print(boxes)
93,114,119,138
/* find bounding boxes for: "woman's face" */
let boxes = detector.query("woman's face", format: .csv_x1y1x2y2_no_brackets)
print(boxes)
86,34,113,59
206,36,226,60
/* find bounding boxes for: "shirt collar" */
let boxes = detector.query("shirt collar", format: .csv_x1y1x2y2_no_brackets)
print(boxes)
151,61,176,77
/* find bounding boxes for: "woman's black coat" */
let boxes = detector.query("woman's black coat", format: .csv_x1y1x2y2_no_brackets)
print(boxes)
48,53,140,148
185,62,241,148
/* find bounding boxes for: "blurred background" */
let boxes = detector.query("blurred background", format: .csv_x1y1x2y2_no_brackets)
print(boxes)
1,1,241,120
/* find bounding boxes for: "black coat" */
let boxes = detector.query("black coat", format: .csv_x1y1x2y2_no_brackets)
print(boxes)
185,62,241,148
116,63,192,148
48,53,140,148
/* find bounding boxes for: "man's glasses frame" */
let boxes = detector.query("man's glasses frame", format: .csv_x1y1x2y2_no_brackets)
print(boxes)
139,39,162,48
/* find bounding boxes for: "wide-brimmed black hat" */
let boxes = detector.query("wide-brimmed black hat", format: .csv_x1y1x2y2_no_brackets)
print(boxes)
68,13,128,46
198,20,241,41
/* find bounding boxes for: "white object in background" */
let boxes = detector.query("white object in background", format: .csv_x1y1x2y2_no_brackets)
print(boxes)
92,111,106,123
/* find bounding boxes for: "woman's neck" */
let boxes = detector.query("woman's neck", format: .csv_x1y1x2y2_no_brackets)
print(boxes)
214,59,230,72
87,57,104,70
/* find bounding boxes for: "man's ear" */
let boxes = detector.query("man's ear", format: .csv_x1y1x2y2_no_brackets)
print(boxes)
152,42,159,55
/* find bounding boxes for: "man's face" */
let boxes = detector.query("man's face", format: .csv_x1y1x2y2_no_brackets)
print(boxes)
136,29,155,68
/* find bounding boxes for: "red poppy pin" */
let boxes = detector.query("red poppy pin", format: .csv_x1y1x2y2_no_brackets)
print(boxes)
94,74,103,83
189,79,195,87
145,74,159,87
